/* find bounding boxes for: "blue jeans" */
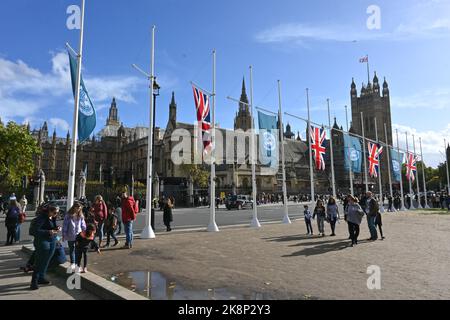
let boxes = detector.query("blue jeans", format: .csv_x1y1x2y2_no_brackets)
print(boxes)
96,221,105,242
367,215,378,240
15,224,21,242
68,241,76,264
32,238,56,282
124,221,133,245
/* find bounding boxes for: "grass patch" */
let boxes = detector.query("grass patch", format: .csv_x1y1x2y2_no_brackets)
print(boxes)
417,208,450,215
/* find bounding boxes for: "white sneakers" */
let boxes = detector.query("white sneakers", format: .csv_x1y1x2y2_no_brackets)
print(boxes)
73,265,88,273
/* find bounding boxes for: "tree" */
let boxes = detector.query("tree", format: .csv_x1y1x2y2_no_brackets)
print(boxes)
0,122,42,187
180,163,210,188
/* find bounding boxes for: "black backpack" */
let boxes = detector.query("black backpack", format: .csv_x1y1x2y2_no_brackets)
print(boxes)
29,217,39,237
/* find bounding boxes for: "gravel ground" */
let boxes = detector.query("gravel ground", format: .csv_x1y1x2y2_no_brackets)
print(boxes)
88,210,450,300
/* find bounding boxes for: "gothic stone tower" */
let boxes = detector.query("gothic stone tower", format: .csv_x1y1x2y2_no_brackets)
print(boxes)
351,73,393,191
234,78,253,131
107,98,120,126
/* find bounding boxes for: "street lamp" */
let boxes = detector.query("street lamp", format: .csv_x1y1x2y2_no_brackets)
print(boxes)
150,79,160,230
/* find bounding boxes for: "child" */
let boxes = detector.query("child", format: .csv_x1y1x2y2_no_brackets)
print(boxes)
304,205,313,236
74,224,101,273
104,206,119,248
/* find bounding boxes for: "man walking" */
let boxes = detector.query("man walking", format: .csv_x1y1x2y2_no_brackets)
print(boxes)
365,192,379,241
121,192,138,249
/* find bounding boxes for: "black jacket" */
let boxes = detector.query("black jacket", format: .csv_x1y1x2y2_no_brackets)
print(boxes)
34,213,58,241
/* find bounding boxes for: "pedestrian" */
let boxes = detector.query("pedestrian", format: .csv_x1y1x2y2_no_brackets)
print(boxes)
388,195,394,212
327,197,340,237
375,210,385,240
20,195,28,213
303,205,313,235
5,199,20,245
92,195,108,248
345,196,365,247
115,205,122,235
313,200,326,237
16,207,26,243
74,224,101,273
104,205,119,248
62,202,86,272
365,192,379,241
29,205,61,290
121,192,138,249
163,196,174,232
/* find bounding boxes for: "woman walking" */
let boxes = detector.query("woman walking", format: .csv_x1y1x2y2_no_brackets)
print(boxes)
5,199,20,245
92,195,108,248
30,205,60,290
313,200,326,237
163,196,174,232
327,197,340,237
62,202,86,271
345,196,364,247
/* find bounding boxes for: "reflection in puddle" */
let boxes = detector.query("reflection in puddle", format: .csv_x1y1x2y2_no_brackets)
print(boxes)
109,271,271,300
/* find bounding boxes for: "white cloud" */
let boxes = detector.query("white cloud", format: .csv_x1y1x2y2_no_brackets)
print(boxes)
393,123,450,168
49,118,70,132
391,88,450,110
0,51,143,121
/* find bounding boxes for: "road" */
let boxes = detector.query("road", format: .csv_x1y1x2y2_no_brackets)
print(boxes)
1,202,328,243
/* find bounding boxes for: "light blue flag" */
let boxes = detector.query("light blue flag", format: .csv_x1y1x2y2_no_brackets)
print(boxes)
343,134,362,173
258,111,279,170
391,149,404,182
68,51,96,143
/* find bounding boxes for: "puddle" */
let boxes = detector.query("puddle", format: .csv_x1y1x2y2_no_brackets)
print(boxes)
109,271,271,300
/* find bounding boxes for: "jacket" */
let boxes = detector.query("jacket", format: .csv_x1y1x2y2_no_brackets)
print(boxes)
122,197,138,223
93,201,108,222
313,206,326,219
327,204,340,221
5,206,20,227
62,214,87,242
367,198,379,217
34,213,58,242
75,232,99,251
346,203,364,225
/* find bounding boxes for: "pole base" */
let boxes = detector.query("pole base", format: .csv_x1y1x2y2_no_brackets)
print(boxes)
400,206,408,211
141,226,156,239
425,205,430,209
283,215,292,224
251,219,261,228
207,222,220,232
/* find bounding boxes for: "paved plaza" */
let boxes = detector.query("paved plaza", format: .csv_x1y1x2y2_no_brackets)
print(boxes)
84,210,450,300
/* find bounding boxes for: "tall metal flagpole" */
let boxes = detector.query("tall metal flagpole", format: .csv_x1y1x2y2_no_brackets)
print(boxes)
278,81,291,224
67,0,86,209
327,99,336,199
445,139,450,195
405,132,414,209
413,135,423,209
141,26,156,239
366,55,371,86
384,123,394,210
374,118,384,212
396,129,407,211
345,106,354,196
249,66,261,228
307,89,315,204
420,137,430,209
208,50,219,232
361,112,369,193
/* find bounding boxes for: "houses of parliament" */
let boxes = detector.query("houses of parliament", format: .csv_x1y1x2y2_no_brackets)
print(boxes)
31,74,394,203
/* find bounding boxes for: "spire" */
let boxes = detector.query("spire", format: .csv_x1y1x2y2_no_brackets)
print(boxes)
170,91,177,107
242,77,246,95
373,71,379,84
239,77,249,111
333,117,339,130
66,131,70,140
107,97,120,126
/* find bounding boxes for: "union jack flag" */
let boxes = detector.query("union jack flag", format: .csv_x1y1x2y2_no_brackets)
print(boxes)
310,126,327,171
359,55,368,63
406,152,417,182
192,85,212,156
368,142,383,178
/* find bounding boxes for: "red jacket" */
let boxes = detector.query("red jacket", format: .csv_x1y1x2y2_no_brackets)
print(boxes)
122,197,138,223
93,201,108,222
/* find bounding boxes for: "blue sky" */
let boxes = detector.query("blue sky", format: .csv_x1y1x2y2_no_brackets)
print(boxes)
1,0,450,166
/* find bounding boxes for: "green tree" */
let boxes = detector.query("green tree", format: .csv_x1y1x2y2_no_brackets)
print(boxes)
180,163,210,188
0,122,42,187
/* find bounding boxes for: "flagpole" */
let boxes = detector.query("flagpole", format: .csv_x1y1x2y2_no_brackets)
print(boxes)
374,118,385,212
208,50,219,232
67,0,86,209
396,129,407,211
345,105,354,196
366,55,371,86
361,112,369,193
405,132,414,209
141,26,156,239
249,66,261,228
384,123,394,210
307,89,315,204
278,81,291,224
327,99,336,199
413,135,423,209
445,139,450,195
420,137,430,209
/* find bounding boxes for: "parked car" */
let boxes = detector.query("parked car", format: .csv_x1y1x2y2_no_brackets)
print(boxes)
225,195,253,211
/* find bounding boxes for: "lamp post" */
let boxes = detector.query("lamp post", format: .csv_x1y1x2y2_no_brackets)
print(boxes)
150,79,160,230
